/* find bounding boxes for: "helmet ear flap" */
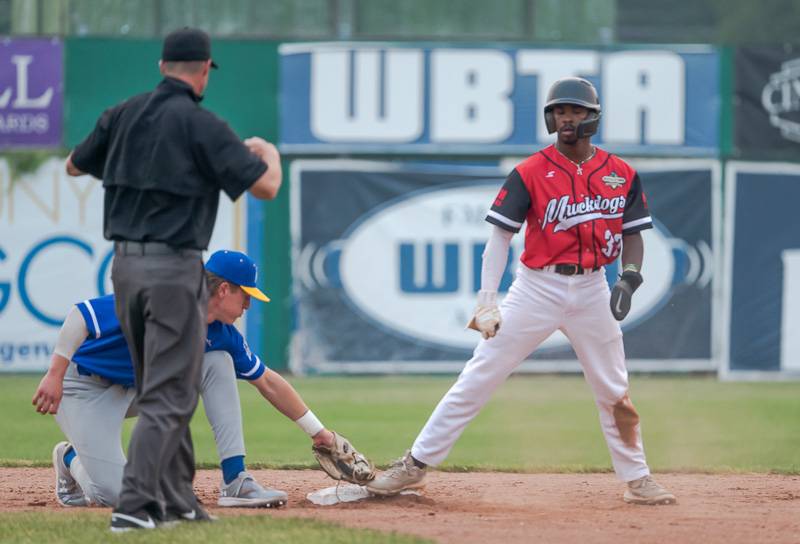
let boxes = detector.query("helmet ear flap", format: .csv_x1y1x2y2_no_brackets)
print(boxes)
575,110,601,138
544,110,557,134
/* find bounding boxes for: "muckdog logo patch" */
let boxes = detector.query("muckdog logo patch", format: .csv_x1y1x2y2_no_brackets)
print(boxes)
543,195,626,232
602,172,626,189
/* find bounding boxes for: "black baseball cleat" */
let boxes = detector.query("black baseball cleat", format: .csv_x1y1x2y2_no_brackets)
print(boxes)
162,504,218,524
110,509,157,532
180,505,218,522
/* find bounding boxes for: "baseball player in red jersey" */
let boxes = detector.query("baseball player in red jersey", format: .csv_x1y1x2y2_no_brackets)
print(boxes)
367,77,676,505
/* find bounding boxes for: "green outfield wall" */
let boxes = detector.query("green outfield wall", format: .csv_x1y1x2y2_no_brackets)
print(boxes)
64,38,290,370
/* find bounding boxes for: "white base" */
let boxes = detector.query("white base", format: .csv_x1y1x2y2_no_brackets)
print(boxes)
306,483,422,506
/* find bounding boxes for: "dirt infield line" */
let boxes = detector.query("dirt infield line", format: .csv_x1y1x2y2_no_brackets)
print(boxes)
2,468,798,543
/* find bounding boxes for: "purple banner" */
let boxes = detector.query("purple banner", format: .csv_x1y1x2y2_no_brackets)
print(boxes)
0,38,63,148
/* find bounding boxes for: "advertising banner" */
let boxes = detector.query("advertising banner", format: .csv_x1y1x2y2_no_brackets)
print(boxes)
0,38,63,148
280,44,720,157
722,162,800,378
290,159,719,374
0,158,247,372
734,46,800,158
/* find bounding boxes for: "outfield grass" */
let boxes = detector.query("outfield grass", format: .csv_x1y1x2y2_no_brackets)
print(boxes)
0,512,430,544
4,374,799,473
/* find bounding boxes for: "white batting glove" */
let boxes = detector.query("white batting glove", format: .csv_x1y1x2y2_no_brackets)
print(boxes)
467,290,501,339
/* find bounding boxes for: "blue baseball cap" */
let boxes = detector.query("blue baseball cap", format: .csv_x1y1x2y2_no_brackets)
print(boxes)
205,250,269,302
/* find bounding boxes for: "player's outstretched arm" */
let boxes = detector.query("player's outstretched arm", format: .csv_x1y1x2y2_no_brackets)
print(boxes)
247,369,375,484
249,368,314,422
247,368,333,443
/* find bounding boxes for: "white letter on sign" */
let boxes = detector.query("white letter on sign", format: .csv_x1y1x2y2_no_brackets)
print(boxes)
603,51,684,145
781,250,800,371
310,49,423,143
430,50,513,143
516,50,600,142
11,55,53,108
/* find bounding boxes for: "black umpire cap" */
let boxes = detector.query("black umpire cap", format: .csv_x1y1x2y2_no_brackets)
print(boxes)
162,27,218,69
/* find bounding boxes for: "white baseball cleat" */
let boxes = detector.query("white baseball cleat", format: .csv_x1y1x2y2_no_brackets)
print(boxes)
624,475,677,505
218,471,287,508
366,450,427,496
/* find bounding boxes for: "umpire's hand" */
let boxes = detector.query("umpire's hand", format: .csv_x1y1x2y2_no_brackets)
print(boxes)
244,137,278,160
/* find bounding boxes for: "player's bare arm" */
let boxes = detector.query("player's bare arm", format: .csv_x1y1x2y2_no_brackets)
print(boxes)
32,354,69,415
248,368,374,484
249,369,320,428
620,232,644,271
33,305,89,415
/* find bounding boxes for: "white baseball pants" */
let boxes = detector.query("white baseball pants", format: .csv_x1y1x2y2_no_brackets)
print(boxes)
411,265,651,482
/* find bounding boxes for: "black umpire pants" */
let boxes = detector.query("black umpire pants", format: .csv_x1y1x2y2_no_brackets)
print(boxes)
111,243,208,518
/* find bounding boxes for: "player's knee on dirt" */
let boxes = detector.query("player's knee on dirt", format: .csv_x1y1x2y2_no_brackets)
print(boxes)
612,393,640,448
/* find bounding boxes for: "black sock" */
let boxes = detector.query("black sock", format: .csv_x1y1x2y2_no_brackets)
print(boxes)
410,455,427,469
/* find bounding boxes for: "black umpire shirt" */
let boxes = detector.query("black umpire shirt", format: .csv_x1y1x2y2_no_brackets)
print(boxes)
70,77,267,249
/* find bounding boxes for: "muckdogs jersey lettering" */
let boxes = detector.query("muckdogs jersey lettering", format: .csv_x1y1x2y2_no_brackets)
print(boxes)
71,294,266,387
486,145,652,269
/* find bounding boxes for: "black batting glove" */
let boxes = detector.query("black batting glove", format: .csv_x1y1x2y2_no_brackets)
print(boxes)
610,270,643,321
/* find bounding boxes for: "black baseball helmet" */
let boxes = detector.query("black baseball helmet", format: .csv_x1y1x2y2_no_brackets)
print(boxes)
543,77,602,138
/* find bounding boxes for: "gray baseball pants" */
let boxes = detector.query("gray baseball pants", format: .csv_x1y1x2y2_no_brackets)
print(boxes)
55,351,246,506
112,250,207,517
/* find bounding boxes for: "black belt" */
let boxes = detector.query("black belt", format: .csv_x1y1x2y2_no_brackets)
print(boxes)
537,264,600,276
114,241,202,257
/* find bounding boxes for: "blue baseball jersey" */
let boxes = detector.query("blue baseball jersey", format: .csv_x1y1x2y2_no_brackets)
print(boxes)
71,295,266,387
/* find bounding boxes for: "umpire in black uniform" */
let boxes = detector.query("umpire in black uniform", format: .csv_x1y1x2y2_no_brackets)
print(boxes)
66,27,282,531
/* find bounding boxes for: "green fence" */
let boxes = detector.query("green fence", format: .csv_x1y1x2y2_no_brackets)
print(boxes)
64,37,290,370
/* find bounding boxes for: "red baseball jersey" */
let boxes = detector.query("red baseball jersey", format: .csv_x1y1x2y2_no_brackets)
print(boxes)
486,145,652,270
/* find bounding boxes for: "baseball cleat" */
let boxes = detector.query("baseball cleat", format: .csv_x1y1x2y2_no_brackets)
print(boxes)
52,441,87,507
180,506,218,522
110,510,157,532
218,471,288,508
366,450,427,496
623,475,677,505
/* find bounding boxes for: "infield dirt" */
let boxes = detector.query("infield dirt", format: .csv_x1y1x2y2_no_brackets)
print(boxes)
2,468,798,543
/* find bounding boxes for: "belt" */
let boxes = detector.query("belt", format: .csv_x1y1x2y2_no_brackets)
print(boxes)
537,264,600,276
114,241,202,257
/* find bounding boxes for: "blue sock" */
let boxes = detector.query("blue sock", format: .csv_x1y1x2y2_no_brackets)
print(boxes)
221,455,245,485
63,447,76,468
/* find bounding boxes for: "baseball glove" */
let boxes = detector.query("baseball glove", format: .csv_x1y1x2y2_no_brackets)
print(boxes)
312,431,375,485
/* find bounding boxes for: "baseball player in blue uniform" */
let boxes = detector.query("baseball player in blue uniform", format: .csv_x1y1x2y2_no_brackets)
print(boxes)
32,250,362,510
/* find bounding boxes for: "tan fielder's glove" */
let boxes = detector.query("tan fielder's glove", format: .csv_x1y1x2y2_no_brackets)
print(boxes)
312,431,375,485
466,290,501,339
